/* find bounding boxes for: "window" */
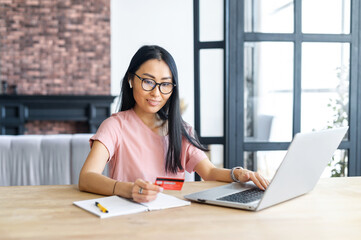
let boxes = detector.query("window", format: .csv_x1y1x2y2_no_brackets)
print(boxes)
224,0,361,176
194,0,226,179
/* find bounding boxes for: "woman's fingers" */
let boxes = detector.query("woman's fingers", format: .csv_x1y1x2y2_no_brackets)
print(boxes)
238,170,269,190
263,176,270,188
251,172,269,190
134,179,163,192
248,172,264,190
132,179,163,203
135,187,159,196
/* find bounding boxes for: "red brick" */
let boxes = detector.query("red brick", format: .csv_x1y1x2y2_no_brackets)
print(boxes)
1,0,110,134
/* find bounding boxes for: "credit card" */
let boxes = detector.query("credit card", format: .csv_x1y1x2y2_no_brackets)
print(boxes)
155,177,185,190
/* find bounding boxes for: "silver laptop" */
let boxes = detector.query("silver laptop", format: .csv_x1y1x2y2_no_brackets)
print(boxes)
184,127,348,211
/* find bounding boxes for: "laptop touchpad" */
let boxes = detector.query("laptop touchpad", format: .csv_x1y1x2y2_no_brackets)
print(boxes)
196,182,255,200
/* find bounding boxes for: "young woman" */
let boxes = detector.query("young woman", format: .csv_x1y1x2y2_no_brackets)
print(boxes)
79,45,269,203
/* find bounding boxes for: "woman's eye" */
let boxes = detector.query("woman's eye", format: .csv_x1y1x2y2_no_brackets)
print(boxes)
144,79,154,85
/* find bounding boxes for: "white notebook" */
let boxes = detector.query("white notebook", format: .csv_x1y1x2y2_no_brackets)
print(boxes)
73,193,190,218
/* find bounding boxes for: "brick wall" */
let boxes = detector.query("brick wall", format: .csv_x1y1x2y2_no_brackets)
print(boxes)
25,121,89,135
0,0,110,95
0,0,111,134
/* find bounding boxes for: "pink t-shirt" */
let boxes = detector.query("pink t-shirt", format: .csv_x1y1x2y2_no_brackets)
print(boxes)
90,109,207,183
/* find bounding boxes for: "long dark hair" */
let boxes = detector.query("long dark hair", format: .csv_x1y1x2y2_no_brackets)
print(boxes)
119,45,208,174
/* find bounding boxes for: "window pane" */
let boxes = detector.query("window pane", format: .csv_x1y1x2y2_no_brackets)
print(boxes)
199,0,224,41
244,42,293,142
200,49,224,137
206,144,224,168
244,151,286,179
200,144,224,181
301,43,349,136
245,149,348,180
323,150,348,177
302,0,351,34
245,0,294,33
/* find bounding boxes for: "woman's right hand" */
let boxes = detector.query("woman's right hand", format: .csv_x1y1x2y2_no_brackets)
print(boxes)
132,179,163,203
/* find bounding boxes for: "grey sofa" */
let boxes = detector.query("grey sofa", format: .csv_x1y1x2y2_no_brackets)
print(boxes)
0,134,194,186
0,134,109,186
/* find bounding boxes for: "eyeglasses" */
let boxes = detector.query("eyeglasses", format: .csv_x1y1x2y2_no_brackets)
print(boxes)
133,73,176,94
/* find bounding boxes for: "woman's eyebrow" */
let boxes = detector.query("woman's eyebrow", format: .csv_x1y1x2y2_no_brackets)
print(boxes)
142,73,172,80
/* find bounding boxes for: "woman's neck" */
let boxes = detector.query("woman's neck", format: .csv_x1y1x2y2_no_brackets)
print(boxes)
133,106,166,135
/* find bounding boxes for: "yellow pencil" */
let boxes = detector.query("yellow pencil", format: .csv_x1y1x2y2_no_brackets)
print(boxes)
95,201,109,213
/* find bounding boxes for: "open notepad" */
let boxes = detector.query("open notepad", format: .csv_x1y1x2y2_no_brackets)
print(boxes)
73,193,190,218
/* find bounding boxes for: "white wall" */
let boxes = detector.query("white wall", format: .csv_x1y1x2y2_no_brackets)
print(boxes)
111,0,194,125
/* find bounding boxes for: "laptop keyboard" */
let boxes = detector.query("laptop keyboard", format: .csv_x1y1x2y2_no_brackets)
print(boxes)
217,188,264,204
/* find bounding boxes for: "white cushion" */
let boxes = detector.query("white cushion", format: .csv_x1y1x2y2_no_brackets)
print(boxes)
41,135,72,185
10,135,43,186
0,136,13,186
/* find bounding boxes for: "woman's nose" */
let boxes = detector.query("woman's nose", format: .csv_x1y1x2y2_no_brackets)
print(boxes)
150,85,161,96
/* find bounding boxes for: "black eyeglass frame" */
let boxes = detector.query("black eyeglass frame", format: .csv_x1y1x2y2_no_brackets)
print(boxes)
132,73,176,95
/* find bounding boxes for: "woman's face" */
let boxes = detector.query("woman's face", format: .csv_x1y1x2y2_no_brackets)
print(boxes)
131,59,173,116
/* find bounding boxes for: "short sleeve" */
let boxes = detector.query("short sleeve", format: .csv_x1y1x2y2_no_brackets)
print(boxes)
90,116,121,161
185,143,208,173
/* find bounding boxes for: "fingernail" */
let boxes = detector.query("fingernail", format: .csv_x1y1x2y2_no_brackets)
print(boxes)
159,187,164,192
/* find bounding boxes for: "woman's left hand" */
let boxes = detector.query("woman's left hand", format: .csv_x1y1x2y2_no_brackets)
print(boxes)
235,168,270,190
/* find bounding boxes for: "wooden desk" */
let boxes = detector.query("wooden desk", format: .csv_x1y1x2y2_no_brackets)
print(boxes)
1,177,361,240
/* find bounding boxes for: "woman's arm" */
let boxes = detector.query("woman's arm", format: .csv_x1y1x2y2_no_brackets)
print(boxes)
193,158,269,190
78,140,132,198
78,140,162,202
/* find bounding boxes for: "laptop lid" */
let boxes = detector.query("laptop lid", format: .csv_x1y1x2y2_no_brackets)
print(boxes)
184,127,348,211
256,126,348,210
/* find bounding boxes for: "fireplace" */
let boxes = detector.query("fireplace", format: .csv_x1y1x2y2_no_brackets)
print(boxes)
0,95,115,135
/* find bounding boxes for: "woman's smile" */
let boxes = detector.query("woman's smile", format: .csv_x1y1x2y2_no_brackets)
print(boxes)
147,99,161,107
